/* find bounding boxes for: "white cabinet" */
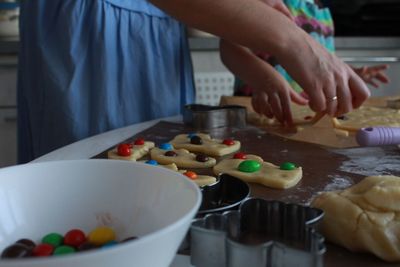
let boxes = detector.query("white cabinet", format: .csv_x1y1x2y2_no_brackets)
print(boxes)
0,55,17,167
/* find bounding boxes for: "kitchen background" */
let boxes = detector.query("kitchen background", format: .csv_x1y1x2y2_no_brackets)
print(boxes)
0,0,399,167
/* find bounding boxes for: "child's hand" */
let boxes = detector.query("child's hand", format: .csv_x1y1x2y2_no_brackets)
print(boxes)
352,65,390,88
250,67,308,126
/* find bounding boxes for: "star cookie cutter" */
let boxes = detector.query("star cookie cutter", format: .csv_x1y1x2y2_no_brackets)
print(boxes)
190,198,325,267
183,104,247,129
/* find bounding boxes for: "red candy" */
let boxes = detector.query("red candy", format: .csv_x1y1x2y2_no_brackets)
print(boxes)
64,229,86,248
223,139,235,146
32,244,54,257
117,144,131,156
233,152,247,159
134,138,145,145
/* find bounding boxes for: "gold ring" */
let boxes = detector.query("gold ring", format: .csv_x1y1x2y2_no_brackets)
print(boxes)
327,96,338,102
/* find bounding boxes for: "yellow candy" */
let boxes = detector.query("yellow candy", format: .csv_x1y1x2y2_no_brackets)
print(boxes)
88,226,116,246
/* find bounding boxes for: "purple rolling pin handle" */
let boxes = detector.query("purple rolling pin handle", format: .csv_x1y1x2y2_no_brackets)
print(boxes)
356,127,400,147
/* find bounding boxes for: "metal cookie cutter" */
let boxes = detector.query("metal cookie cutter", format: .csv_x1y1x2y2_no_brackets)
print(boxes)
178,174,250,253
190,198,325,267
198,173,250,216
183,104,247,130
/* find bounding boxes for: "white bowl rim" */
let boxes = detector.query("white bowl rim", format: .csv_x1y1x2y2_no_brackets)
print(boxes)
0,159,202,264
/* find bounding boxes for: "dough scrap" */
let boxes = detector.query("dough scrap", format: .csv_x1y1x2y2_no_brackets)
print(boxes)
170,133,240,157
107,141,155,161
212,155,302,189
248,103,317,126
311,175,400,262
150,147,216,168
332,106,400,132
179,170,217,187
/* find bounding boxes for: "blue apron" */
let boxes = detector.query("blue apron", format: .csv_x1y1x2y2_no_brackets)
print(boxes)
18,0,195,163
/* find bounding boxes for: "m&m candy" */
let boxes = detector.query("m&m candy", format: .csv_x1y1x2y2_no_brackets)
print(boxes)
117,144,131,156
238,160,261,173
280,162,296,171
88,227,116,246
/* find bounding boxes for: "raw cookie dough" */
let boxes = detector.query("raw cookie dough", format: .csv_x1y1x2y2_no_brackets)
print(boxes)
170,133,240,157
150,144,216,168
179,170,217,187
248,103,317,126
311,175,400,262
213,153,302,189
332,106,400,132
107,139,155,161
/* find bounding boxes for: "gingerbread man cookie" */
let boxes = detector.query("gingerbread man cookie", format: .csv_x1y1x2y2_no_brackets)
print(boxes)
180,170,217,187
169,133,240,157
108,138,155,161
213,152,302,189
150,143,216,168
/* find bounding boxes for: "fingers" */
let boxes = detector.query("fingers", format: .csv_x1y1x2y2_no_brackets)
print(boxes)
290,90,309,105
268,93,284,123
349,74,370,109
306,85,326,113
335,82,352,116
375,72,390,84
278,90,293,125
323,82,337,117
369,64,389,71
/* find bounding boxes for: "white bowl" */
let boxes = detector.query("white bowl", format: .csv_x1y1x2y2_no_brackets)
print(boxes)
0,159,201,267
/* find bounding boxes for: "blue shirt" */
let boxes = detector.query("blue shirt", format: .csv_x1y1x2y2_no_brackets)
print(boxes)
18,0,195,163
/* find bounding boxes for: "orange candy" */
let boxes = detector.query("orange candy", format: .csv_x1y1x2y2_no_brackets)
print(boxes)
184,171,197,180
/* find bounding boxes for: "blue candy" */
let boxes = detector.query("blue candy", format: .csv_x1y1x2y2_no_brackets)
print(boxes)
159,143,173,150
145,160,158,166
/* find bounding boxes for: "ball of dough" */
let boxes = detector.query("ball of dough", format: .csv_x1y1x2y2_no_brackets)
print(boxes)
311,175,400,262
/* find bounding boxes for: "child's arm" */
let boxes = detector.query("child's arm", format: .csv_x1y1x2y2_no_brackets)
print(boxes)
220,39,308,125
351,65,390,88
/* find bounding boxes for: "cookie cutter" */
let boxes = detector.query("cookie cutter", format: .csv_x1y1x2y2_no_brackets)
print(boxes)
190,198,325,267
198,173,251,216
183,104,247,129
178,174,250,253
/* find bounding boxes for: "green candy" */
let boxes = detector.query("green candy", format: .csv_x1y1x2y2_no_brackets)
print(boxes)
238,160,261,173
42,233,63,247
280,162,296,171
53,245,75,255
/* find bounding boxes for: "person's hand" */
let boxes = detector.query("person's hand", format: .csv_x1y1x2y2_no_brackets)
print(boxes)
276,33,371,117
352,65,390,88
259,0,295,21
250,66,308,126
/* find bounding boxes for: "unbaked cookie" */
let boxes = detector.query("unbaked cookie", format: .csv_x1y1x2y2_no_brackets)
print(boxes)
179,170,217,187
213,152,302,189
169,133,240,157
150,143,216,168
332,106,400,132
107,138,155,161
311,175,400,262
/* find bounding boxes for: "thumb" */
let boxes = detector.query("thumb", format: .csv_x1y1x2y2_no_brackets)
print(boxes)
290,90,309,105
